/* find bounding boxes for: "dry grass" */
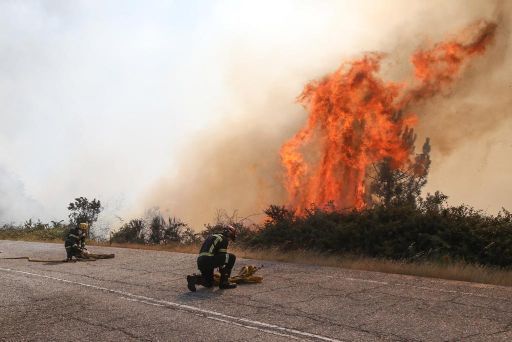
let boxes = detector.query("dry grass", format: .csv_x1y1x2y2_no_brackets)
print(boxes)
235,248,512,287
92,241,199,254
87,241,512,287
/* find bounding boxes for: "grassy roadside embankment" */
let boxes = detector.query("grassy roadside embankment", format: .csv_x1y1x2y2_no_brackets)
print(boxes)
1,230,510,287
0,226,66,243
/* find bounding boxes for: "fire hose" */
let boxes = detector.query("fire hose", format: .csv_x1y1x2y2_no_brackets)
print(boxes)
213,265,264,285
0,251,115,263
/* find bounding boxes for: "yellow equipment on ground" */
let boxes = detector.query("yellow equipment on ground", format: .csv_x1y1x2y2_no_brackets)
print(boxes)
213,265,263,285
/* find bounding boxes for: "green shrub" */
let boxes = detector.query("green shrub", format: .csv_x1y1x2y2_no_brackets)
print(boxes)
0,219,67,241
243,197,512,268
111,219,146,244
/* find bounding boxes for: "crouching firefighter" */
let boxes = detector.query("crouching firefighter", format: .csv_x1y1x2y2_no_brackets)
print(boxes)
187,225,237,291
64,222,88,261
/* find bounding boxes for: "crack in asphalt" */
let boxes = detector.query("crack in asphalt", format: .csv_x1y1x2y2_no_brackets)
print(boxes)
0,267,343,342
449,297,512,314
221,287,408,341
2,242,511,342
449,325,512,342
70,316,153,341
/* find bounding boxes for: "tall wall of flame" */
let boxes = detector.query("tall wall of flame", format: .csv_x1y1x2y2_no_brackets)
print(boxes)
145,1,511,229
280,21,496,214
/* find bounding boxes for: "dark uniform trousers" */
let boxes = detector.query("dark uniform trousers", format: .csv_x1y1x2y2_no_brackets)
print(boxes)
197,253,236,287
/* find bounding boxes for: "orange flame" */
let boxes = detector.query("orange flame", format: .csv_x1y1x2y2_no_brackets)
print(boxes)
281,20,496,214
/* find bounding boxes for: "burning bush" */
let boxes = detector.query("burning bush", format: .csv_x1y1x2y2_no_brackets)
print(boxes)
243,19,512,268
281,20,496,214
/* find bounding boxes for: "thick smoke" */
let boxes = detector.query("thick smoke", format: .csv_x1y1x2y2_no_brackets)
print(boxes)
0,1,199,225
414,2,511,153
415,1,512,211
0,165,42,224
144,1,511,228
2,1,508,228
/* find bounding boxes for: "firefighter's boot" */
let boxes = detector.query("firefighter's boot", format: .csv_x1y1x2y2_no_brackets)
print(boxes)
219,269,237,290
187,274,197,292
195,274,208,287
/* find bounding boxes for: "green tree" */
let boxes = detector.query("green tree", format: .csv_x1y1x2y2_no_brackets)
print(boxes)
67,197,102,236
369,138,431,208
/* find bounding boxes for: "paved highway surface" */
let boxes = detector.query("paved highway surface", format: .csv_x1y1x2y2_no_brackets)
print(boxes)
0,240,511,341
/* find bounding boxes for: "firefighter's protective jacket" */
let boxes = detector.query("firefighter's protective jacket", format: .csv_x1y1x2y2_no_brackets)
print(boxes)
65,227,86,250
199,233,228,257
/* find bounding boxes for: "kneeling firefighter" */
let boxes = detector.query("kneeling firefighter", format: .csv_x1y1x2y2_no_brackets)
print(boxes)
64,222,88,261
187,225,237,291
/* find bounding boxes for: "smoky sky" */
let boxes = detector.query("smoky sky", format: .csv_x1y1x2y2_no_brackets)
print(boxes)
0,0,223,224
145,0,512,228
1,1,511,228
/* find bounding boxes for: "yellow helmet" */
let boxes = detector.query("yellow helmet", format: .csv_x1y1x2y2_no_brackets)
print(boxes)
79,223,89,231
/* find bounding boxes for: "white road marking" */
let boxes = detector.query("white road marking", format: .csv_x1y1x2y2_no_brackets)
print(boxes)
119,296,305,339
0,267,342,342
342,277,388,285
207,316,305,341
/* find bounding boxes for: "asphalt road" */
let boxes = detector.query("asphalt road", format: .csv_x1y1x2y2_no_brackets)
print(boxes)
0,240,511,341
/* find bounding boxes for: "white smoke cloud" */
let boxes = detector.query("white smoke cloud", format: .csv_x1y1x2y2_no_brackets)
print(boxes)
0,165,42,223
0,1,223,224
1,1,510,228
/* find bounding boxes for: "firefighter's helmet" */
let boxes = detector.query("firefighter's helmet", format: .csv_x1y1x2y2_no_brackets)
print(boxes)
222,224,237,241
79,223,89,232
